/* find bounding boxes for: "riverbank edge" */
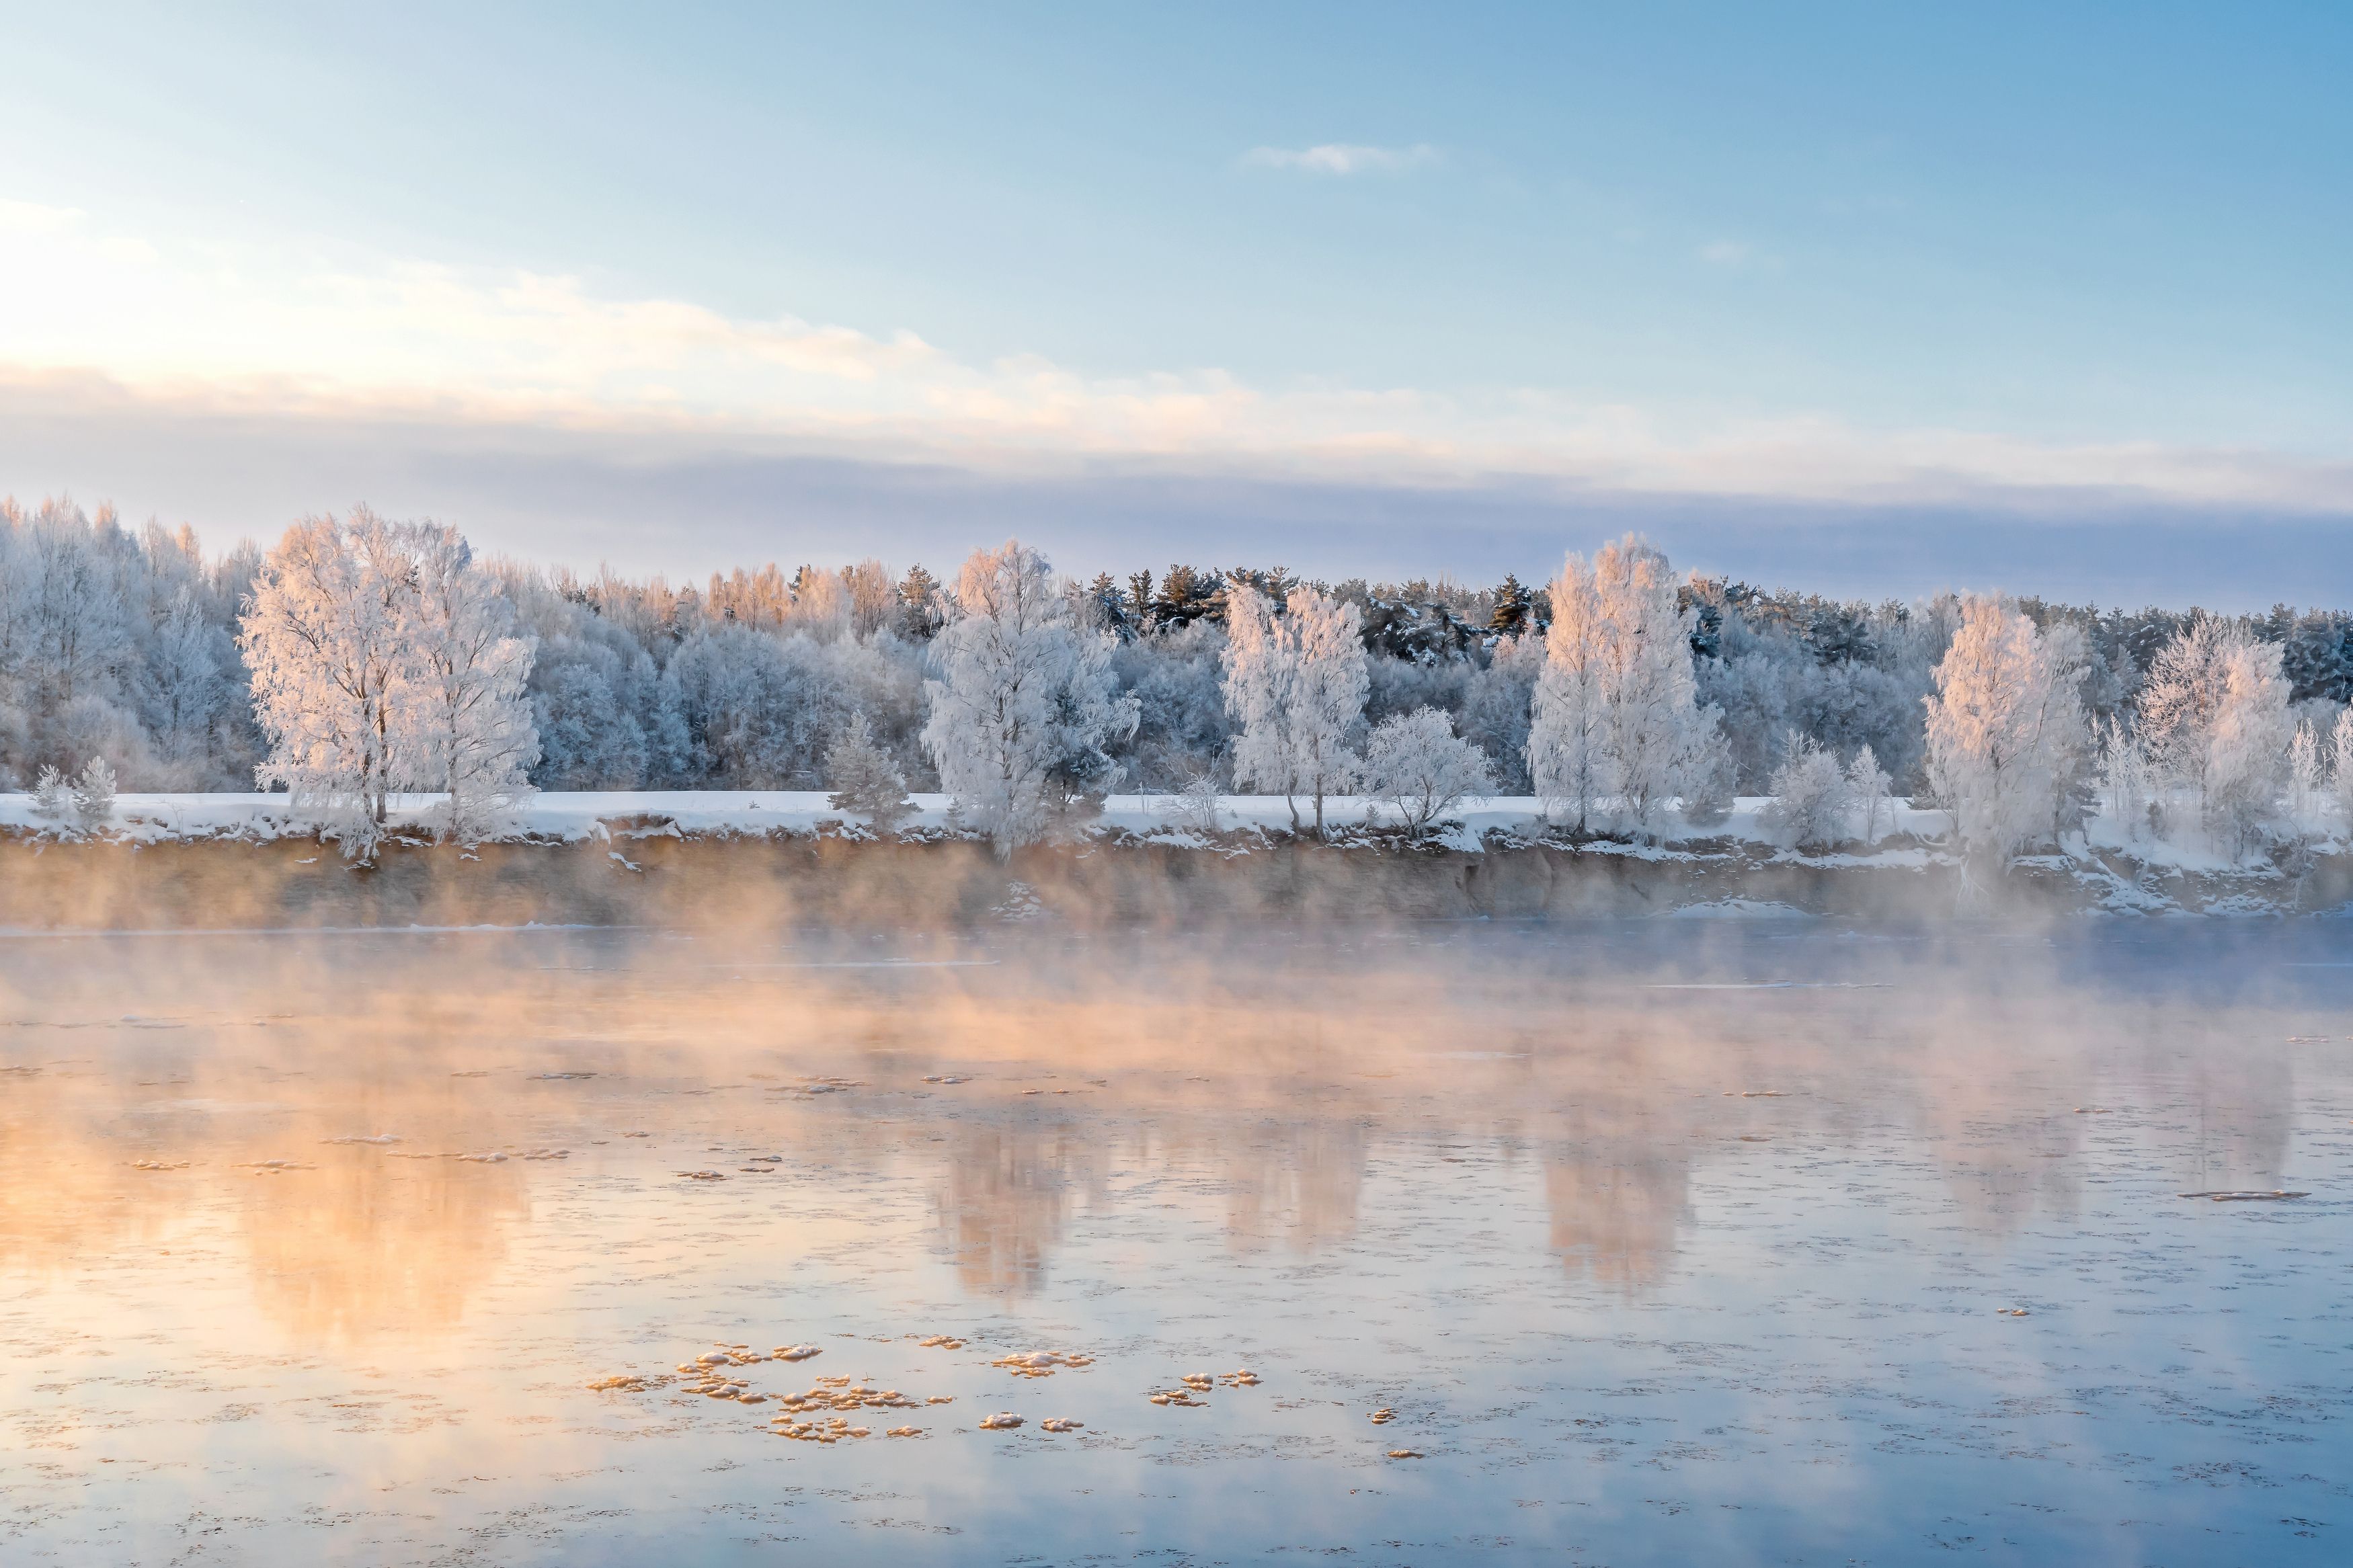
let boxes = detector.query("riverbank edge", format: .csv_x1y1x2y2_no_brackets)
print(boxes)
1,823,2344,929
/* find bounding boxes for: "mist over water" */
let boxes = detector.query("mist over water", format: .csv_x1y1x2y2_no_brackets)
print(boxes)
2,921,2348,1565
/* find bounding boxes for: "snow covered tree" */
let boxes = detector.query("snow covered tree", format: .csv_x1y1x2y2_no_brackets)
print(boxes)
2137,616,2241,819
826,710,914,833
2289,720,2323,826
28,765,70,824
1526,553,1607,830
404,526,539,841
921,540,1137,858
1363,706,1494,841
241,509,534,856
1845,743,1892,845
2096,716,2159,840
239,511,418,856
1222,583,1367,837
1527,536,1727,839
71,755,116,834
1760,732,1849,850
2204,634,2292,857
2334,708,2353,834
1922,595,2088,866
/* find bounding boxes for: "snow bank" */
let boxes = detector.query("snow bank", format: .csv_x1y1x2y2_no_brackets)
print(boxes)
0,789,1958,850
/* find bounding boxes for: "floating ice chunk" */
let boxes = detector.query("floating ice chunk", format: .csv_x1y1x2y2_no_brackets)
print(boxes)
1040,1418,1083,1433
774,1345,823,1362
2178,1189,2309,1201
321,1134,401,1145
978,1413,1024,1430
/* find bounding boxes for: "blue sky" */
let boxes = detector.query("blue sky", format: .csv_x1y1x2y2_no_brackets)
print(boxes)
3,2,2348,600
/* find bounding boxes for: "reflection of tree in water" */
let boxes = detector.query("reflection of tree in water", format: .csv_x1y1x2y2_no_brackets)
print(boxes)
1220,1118,1365,1252
2178,1038,2297,1193
242,1149,526,1342
1543,1149,1691,1292
932,1119,1107,1297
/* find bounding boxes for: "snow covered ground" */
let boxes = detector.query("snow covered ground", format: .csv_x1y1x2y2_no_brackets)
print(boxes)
0,790,1963,850
0,790,2340,880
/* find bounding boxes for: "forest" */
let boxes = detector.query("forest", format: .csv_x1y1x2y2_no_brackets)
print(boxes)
2,494,2350,863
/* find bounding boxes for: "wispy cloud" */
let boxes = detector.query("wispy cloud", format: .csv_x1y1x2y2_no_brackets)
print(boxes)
1240,142,1441,175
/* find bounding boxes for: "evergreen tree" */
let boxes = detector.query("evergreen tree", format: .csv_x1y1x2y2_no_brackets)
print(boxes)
826,710,914,833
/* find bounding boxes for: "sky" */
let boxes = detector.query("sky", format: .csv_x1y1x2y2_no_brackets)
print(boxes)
2,1,2349,604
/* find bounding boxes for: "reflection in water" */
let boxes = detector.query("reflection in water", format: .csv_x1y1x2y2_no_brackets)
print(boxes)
0,922,2346,1565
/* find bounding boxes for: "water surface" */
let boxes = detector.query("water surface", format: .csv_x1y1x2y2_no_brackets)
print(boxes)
1,921,2348,1565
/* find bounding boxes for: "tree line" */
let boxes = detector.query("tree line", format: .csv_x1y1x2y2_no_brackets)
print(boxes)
3,494,2350,864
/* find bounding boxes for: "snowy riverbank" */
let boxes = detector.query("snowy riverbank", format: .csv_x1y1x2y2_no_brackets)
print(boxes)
0,792,2346,927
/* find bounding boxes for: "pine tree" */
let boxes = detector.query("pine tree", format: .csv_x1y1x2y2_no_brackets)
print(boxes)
826,711,913,833
71,755,116,835
1488,574,1531,636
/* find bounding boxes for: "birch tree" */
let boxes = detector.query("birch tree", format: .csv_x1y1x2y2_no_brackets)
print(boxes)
2203,635,2291,856
1527,536,1726,838
404,525,539,841
239,511,415,854
921,540,1136,857
1922,595,2088,866
1222,583,1367,836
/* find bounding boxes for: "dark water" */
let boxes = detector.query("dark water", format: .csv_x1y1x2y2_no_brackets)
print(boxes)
0,919,2347,1565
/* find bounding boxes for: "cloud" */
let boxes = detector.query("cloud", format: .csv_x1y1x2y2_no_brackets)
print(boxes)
1240,142,1441,175
0,202,2348,524
1698,239,1753,268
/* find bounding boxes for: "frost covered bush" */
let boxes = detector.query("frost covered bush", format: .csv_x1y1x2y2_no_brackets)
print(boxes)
1364,706,1494,842
1759,733,1849,851
28,765,72,825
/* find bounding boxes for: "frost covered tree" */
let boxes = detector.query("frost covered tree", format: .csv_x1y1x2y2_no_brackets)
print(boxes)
1363,706,1494,841
1526,552,1606,830
1222,583,1367,837
1527,537,1726,838
405,526,539,841
70,755,115,834
2204,635,2292,856
826,710,913,833
2096,717,2159,841
1922,595,2088,866
240,509,534,856
1845,743,1892,845
1760,733,1849,851
922,540,1137,857
2288,720,2323,826
2137,616,2242,821
239,511,418,853
2334,708,2353,834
